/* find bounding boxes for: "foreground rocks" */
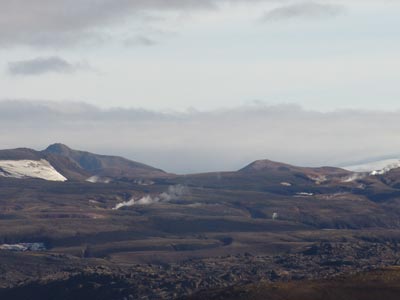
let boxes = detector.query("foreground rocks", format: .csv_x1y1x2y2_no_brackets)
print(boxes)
1,241,400,299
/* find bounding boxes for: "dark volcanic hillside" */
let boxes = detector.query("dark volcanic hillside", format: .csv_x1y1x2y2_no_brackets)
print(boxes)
240,159,350,177
0,144,168,181
43,143,168,179
167,159,355,197
0,147,89,180
0,148,42,161
238,159,351,185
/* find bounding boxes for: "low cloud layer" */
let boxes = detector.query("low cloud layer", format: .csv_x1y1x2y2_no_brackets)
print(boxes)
7,57,89,76
263,2,345,21
1,100,400,174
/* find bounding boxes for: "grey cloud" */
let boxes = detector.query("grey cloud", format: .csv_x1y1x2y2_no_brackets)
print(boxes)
262,2,345,21
123,36,158,47
7,57,90,76
0,0,222,47
0,0,290,47
1,100,400,174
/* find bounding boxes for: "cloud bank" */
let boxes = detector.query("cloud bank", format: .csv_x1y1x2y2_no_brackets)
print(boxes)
0,0,264,47
123,35,158,47
263,2,345,21
1,100,400,174
0,1,349,47
7,57,89,76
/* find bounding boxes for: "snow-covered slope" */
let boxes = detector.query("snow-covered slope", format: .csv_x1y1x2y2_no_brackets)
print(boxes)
343,159,400,175
0,159,67,182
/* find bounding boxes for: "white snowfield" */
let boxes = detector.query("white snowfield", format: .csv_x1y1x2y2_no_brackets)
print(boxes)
343,159,400,176
0,159,67,182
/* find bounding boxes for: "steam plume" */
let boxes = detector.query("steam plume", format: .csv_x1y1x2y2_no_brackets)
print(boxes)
113,185,187,209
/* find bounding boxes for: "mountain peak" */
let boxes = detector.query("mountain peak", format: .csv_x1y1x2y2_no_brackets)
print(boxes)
42,143,168,178
239,159,291,172
45,143,72,155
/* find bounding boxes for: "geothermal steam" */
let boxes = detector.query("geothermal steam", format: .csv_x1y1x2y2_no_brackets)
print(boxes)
113,185,187,210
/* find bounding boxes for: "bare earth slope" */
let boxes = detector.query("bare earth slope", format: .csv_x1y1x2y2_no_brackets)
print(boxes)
43,143,168,179
0,144,169,181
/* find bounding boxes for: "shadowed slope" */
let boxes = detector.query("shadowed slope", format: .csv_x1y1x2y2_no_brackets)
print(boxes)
43,143,168,178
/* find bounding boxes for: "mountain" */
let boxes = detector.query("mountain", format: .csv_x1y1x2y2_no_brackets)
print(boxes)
171,159,354,196
43,143,168,179
0,147,82,181
0,144,168,181
1,144,398,195
239,159,350,182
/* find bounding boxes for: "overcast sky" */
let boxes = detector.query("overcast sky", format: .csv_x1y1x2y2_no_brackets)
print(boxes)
1,1,400,173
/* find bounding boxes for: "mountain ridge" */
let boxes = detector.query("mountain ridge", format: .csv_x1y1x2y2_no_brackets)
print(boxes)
43,143,167,178
0,143,168,181
1,144,400,187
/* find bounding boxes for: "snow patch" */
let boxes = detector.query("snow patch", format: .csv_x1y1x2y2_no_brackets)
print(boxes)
0,159,67,182
295,192,314,197
0,243,46,252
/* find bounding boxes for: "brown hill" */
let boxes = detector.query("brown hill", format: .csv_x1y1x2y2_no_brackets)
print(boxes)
0,144,168,181
43,143,168,179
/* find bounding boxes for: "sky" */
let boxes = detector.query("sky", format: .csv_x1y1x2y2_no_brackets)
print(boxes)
1,0,400,173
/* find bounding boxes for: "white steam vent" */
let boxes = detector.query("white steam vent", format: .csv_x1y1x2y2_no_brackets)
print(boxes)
344,159,400,175
113,185,187,210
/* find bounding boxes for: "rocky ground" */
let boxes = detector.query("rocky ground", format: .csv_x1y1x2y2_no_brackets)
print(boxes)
1,241,400,300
